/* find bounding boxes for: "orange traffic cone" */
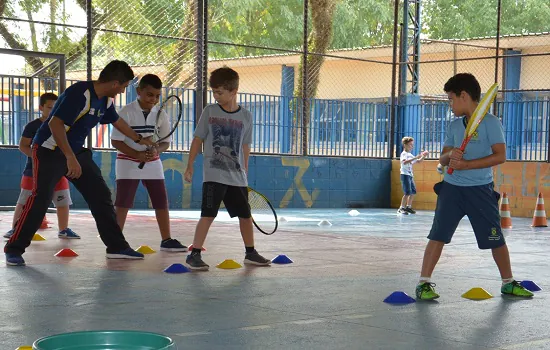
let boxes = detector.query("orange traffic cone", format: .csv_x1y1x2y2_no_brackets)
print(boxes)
531,192,548,227
499,192,512,229
39,215,50,230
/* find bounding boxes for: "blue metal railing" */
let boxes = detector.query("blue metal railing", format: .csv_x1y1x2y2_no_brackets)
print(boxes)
398,96,549,161
308,98,389,157
1,74,549,160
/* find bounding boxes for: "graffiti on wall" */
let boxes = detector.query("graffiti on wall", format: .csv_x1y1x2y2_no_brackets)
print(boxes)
279,157,320,208
97,152,324,209
0,149,391,209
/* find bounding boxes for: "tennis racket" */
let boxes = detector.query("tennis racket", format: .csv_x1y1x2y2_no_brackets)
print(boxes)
447,83,499,175
138,94,183,169
215,149,278,235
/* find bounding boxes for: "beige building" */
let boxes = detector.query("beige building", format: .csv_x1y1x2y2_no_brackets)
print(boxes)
60,32,550,99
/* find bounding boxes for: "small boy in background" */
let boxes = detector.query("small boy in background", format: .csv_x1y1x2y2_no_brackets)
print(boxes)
398,136,428,215
4,93,79,240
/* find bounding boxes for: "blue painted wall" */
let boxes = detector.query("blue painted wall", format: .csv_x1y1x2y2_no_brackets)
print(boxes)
0,148,392,209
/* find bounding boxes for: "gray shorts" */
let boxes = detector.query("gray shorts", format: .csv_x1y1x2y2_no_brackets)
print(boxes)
17,189,72,208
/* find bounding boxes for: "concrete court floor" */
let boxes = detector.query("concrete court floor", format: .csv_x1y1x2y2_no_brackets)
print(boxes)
1,208,549,350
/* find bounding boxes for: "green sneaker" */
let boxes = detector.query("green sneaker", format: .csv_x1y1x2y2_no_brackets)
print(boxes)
501,281,534,298
416,282,440,300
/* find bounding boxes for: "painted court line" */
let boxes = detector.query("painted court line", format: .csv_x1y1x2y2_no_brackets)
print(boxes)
341,314,372,319
239,325,272,331
175,331,211,337
501,338,550,349
292,319,326,325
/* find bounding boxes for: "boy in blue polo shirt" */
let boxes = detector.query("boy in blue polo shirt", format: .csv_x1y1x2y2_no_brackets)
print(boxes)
4,60,154,266
415,73,533,299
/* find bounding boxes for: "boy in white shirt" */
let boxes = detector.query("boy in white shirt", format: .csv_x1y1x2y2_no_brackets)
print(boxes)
398,136,428,215
110,74,186,252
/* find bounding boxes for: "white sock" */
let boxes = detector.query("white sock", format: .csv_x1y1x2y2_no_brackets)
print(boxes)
502,277,514,286
419,276,431,284
406,205,411,208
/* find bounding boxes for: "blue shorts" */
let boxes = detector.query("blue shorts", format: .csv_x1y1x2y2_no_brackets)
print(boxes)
428,181,505,250
401,174,417,195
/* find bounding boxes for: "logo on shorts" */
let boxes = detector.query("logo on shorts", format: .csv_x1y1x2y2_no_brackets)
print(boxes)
89,108,95,115
488,227,501,240
57,195,65,202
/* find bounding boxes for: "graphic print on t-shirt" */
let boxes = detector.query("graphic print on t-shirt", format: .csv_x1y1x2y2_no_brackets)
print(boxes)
209,116,243,172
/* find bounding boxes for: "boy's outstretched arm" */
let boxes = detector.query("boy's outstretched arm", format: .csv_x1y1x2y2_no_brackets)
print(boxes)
112,118,154,147
184,137,203,182
402,152,426,165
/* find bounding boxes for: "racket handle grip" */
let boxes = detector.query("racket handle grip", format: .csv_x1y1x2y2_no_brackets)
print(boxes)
138,161,145,169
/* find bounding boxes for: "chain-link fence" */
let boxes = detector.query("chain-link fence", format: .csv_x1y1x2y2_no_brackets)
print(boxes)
1,0,549,160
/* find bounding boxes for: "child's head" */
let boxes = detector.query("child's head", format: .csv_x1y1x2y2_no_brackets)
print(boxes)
209,67,239,105
137,74,162,111
402,136,414,151
98,60,135,98
39,93,58,118
444,73,481,117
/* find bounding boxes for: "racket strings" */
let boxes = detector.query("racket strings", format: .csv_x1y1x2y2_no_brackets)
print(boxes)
248,192,271,212
248,191,277,234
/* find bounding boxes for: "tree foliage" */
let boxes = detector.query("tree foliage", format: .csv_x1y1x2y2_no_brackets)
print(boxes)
422,0,550,39
0,0,548,81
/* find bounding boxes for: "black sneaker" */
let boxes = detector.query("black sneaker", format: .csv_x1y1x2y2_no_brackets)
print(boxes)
186,253,209,271
405,207,416,214
160,238,187,252
397,207,409,215
244,250,271,266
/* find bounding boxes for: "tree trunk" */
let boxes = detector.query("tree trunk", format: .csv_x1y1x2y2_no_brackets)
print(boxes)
0,0,44,72
0,0,103,76
50,0,57,45
25,8,38,52
165,0,196,88
292,0,337,155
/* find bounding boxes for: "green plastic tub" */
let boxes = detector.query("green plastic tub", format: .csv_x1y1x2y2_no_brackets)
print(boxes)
32,330,176,350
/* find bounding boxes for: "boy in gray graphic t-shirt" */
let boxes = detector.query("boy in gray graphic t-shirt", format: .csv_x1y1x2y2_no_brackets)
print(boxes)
194,103,252,187
183,67,271,271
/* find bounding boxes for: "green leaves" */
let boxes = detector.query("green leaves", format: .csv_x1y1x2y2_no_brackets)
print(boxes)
1,0,548,74
422,0,550,39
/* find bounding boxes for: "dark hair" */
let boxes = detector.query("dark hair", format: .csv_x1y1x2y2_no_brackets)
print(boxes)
138,74,162,90
209,67,239,91
39,92,58,106
443,73,481,102
98,60,134,83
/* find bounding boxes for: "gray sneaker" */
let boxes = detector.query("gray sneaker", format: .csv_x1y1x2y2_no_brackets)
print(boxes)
244,250,271,266
186,253,209,271
160,238,187,252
